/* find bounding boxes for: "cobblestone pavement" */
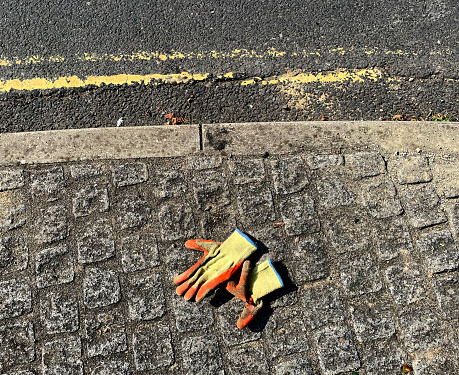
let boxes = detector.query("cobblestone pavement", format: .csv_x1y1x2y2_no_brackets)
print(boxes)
1,147,458,374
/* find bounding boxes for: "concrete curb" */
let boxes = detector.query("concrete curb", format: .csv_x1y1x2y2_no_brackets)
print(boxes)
0,121,457,166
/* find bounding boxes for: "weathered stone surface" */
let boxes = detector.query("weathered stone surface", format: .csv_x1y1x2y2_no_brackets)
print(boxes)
264,309,308,359
77,218,115,264
402,185,447,228
374,218,413,260
0,169,24,191
280,194,320,236
182,334,224,375
0,203,26,232
30,166,64,198
70,163,102,179
41,336,82,375
113,162,148,187
0,321,35,370
200,210,237,239
116,192,151,229
0,234,28,274
349,299,396,342
393,155,433,184
158,202,195,241
362,177,403,218
339,253,382,296
85,310,127,357
228,344,269,375
316,175,354,208
35,244,74,288
193,170,231,209
133,322,174,371
89,360,131,375
0,278,31,320
346,152,386,179
302,284,345,329
165,243,201,278
274,357,315,375
151,168,187,198
83,268,121,308
120,232,159,272
248,226,291,262
361,339,404,375
434,274,458,319
126,273,166,321
385,263,426,304
1,370,36,375
72,183,109,217
236,184,275,227
291,237,329,283
40,291,79,334
270,155,309,195
304,154,344,169
398,307,443,352
412,355,456,375
314,325,361,375
36,205,69,244
172,295,214,332
230,159,265,184
188,155,222,170
417,230,459,273
450,203,459,238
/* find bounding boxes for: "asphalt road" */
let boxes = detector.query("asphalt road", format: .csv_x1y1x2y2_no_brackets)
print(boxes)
0,0,458,132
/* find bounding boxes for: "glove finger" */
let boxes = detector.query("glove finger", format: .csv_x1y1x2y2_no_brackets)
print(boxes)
173,253,208,285
185,239,221,254
237,300,263,329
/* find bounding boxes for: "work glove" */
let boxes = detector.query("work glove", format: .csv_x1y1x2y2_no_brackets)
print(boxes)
173,229,257,302
227,259,284,329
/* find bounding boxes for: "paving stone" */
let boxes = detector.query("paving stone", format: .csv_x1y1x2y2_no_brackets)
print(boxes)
200,210,237,239
77,219,115,264
1,371,36,375
40,291,79,334
248,226,291,262
339,253,382,296
126,273,166,321
35,244,74,289
402,185,447,229
116,192,151,229
72,183,109,217
270,155,309,195
70,163,103,179
304,154,344,169
274,357,315,375
385,263,426,304
349,299,396,342
398,306,443,353
314,325,361,375
417,230,459,273
228,343,269,375
291,237,329,284
394,155,433,184
30,167,64,198
362,177,404,218
361,339,403,375
151,168,187,198
120,232,159,272
0,321,35,370
346,152,386,179
158,202,195,241
374,218,413,261
41,336,82,375
85,310,127,357
316,175,354,208
36,205,69,244
279,194,320,236
83,268,121,308
193,170,231,209
217,298,262,346
133,322,174,371
0,203,26,232
165,243,201,278
172,295,214,332
450,203,459,238
89,361,131,375
0,169,24,191
0,234,28,275
264,308,308,359
236,184,275,227
113,162,148,187
302,283,345,329
182,334,224,375
0,279,31,320
230,159,265,184
433,273,459,319
412,355,457,375
188,155,222,170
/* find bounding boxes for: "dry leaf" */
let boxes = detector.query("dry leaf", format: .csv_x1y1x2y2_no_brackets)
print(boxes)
402,365,413,373
165,113,174,120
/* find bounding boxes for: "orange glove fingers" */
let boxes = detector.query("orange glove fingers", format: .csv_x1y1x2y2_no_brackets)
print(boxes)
226,260,251,301
185,239,221,252
237,300,263,329
173,253,208,285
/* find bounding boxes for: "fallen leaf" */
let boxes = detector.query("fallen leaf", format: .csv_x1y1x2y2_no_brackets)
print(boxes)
402,364,413,373
393,114,407,121
321,114,328,121
273,222,284,228
165,113,174,120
